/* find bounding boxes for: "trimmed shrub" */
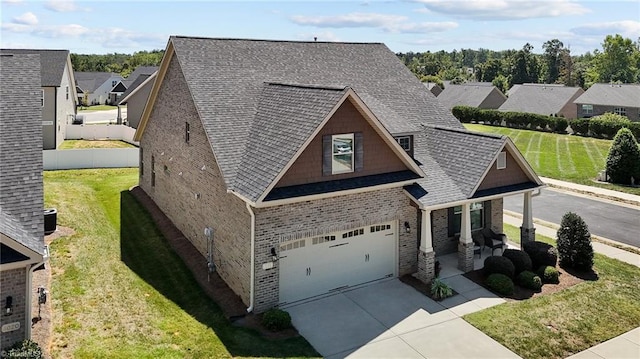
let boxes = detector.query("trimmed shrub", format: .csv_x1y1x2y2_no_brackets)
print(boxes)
502,249,533,275
486,273,515,295
537,265,560,284
483,255,515,279
557,212,594,271
517,270,543,290
4,340,44,359
589,113,631,138
627,122,640,141
570,118,590,135
605,127,640,185
451,105,481,123
522,241,558,269
261,308,292,331
552,118,568,133
431,277,454,300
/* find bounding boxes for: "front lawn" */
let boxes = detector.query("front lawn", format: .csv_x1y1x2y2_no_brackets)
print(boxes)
464,227,640,359
59,140,136,149
45,168,318,358
78,105,119,111
463,124,640,196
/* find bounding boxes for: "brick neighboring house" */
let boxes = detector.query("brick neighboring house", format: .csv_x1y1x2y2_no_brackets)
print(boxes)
0,49,78,150
437,83,507,110
573,83,640,121
134,36,543,313
75,72,126,105
500,83,584,119
0,53,48,350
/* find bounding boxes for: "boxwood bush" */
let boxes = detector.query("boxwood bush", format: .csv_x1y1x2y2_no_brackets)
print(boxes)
537,265,560,284
522,241,558,269
605,127,640,185
589,113,631,138
261,308,292,331
557,212,594,271
570,118,590,135
483,255,515,279
501,249,533,275
486,273,515,295
517,270,543,290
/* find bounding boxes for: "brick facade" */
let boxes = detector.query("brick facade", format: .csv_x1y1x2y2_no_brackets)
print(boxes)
139,56,252,306
0,268,27,350
253,187,416,312
577,104,640,122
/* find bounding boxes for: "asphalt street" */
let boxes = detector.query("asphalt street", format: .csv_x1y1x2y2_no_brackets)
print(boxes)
78,108,126,124
504,188,640,248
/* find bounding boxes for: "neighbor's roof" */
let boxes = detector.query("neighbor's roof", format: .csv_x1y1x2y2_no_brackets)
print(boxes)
499,83,583,115
74,71,122,92
437,84,506,110
0,48,70,87
573,83,640,108
156,36,461,198
0,53,45,255
119,72,156,104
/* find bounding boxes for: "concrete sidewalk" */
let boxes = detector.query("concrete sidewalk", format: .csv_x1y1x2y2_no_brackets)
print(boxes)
540,176,640,207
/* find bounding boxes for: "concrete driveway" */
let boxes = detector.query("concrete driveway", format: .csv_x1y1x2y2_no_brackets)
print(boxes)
286,278,519,358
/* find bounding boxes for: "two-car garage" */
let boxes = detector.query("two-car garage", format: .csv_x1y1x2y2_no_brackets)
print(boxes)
278,221,397,305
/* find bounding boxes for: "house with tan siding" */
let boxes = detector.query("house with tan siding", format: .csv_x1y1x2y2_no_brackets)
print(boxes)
134,36,543,312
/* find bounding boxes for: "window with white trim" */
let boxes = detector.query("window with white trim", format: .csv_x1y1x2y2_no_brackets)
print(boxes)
614,107,627,116
332,133,354,174
582,104,593,115
395,136,411,152
497,151,507,169
453,202,484,234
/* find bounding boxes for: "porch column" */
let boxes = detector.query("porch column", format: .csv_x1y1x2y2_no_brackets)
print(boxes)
458,203,474,272
520,191,536,243
417,209,435,284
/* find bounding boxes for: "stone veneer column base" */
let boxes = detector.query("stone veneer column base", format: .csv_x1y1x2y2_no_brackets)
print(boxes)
417,250,436,284
458,242,475,273
520,226,536,244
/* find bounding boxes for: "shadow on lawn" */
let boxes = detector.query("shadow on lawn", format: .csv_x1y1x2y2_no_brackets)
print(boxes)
119,189,319,358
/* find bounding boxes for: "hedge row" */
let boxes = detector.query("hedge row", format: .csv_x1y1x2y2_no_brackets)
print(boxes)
452,105,640,139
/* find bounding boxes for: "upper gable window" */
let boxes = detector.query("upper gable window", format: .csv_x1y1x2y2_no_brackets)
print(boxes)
497,151,507,170
332,133,354,174
395,136,411,153
112,80,118,87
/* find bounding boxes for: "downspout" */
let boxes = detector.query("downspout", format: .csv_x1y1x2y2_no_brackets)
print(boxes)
245,203,255,313
53,87,58,149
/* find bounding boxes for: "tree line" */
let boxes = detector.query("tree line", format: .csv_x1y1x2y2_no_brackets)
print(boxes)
71,50,164,78
396,34,640,92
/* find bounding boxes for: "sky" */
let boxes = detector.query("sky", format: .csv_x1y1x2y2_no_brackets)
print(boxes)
1,0,639,55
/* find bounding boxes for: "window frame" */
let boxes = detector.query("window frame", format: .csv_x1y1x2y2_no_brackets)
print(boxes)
395,136,411,152
41,89,44,107
331,133,355,175
496,151,507,170
614,107,627,116
582,104,593,115
185,122,190,143
452,202,485,235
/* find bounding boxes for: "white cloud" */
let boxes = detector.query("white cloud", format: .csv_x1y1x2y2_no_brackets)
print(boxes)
1,23,31,33
571,20,640,37
413,0,590,20
44,0,78,12
33,24,89,38
13,12,38,26
3,0,24,4
290,12,457,33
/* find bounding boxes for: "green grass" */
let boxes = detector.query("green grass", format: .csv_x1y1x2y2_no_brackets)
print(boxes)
465,227,640,359
464,124,640,196
59,140,136,149
45,169,318,358
78,105,119,111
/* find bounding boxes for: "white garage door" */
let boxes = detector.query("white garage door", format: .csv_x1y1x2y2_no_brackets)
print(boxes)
278,221,397,305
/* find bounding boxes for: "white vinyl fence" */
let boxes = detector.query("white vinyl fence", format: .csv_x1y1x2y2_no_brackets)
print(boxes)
43,148,139,170
65,124,138,145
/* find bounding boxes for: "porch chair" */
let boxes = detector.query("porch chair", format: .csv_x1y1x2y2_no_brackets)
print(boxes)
471,231,484,259
481,227,507,256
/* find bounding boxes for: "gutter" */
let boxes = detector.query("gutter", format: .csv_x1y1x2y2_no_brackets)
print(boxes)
245,203,255,313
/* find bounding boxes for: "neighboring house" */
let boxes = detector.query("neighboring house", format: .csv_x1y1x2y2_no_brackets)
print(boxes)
437,83,507,110
75,71,125,105
118,71,157,128
423,82,443,97
134,36,543,312
500,83,584,119
573,83,640,121
0,49,78,150
0,53,48,350
123,66,158,89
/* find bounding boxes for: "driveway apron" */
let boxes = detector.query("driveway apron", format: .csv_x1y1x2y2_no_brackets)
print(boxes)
285,278,520,358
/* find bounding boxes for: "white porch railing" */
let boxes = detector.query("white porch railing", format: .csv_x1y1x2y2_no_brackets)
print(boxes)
43,148,139,170
65,124,139,146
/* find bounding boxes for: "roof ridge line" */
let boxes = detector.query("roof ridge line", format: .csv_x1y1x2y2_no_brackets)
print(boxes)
428,124,505,139
170,35,384,45
264,82,348,91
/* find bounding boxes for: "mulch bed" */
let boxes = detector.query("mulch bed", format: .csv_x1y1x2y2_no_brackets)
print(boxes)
129,186,300,340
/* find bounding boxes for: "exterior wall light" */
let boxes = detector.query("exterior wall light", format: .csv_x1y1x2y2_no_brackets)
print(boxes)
5,296,13,316
270,247,278,261
404,221,411,233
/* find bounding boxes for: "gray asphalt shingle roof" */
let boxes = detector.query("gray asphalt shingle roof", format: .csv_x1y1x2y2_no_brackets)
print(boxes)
75,71,120,92
169,36,462,195
500,83,583,115
573,83,640,108
0,53,45,255
0,48,69,87
437,84,506,110
119,74,152,104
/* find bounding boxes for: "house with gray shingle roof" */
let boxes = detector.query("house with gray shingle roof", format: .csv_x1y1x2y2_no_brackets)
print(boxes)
573,83,640,121
74,71,125,106
423,82,443,96
0,53,48,350
500,83,584,119
118,71,157,128
133,36,543,312
437,83,507,110
0,49,78,149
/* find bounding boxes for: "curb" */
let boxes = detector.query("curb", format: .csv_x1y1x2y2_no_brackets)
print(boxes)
541,181,640,208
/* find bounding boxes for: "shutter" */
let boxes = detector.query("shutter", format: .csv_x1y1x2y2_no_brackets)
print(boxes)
322,135,332,176
447,207,455,237
354,132,364,172
484,200,492,228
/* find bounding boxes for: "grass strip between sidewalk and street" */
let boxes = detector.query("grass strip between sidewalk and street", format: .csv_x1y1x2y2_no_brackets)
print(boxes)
464,224,640,359
463,124,640,196
44,168,318,359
